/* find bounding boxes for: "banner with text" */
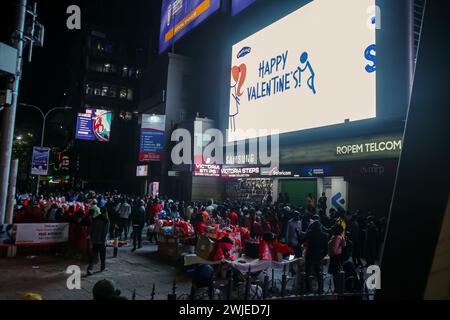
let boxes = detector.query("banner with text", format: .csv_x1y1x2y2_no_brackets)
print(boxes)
140,115,166,162
15,223,69,245
31,147,50,176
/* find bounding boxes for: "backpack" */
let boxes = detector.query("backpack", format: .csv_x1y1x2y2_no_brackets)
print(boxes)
328,235,343,257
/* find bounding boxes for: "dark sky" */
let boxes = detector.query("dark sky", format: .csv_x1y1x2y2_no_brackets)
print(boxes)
2,0,162,131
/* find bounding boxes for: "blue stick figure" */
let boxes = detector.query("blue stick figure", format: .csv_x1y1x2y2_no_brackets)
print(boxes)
299,52,317,95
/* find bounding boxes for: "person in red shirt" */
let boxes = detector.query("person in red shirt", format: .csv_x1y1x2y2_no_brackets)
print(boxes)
211,237,234,261
253,216,264,238
228,210,239,226
23,201,45,223
193,211,206,237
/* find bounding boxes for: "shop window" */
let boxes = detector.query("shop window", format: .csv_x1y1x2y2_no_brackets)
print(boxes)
85,83,93,95
119,88,128,99
101,85,117,98
121,66,129,77
127,89,133,100
105,42,113,53
119,88,133,101
94,86,102,96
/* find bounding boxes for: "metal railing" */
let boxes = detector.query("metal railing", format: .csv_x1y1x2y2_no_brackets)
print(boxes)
129,266,375,301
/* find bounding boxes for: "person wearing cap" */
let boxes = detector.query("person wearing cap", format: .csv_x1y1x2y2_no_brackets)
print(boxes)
87,207,110,276
92,279,127,300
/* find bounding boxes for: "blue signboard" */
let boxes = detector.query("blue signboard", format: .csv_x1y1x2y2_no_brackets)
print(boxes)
31,147,50,176
159,0,221,54
232,0,257,16
301,165,332,177
139,115,166,162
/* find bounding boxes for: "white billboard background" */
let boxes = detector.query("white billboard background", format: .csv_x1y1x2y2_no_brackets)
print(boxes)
228,0,376,141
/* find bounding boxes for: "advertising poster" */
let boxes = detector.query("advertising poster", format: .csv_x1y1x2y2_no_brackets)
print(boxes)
159,0,221,53
15,223,69,245
228,0,376,141
75,109,112,142
31,147,50,176
136,165,149,177
232,0,257,16
140,115,166,162
150,182,160,198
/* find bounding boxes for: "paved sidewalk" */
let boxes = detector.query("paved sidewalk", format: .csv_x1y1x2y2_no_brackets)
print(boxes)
0,242,192,300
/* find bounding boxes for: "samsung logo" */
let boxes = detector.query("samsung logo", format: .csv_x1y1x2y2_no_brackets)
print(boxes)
237,47,251,59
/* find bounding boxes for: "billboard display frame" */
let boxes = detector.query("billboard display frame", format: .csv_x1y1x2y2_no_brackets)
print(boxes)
228,0,377,142
75,108,113,143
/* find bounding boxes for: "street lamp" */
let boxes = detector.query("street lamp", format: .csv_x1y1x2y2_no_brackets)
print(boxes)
19,103,72,195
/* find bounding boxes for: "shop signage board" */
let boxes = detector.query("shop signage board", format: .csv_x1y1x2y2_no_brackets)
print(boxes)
281,134,403,165
194,164,221,177
15,223,69,245
301,165,332,177
260,167,293,177
221,166,260,178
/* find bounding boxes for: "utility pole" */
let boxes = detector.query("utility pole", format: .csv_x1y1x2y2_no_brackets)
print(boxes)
0,0,27,224
0,1,44,224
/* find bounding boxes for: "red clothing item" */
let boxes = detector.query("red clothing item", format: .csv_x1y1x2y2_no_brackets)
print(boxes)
195,221,206,235
253,221,264,237
262,221,272,234
23,206,45,223
329,235,346,257
212,242,234,261
229,212,238,226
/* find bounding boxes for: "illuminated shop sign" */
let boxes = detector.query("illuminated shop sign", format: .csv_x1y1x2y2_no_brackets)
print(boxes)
221,166,260,178
194,164,221,177
260,167,293,177
336,139,402,156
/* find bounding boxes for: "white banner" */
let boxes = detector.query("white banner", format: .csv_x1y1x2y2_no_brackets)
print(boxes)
15,223,69,245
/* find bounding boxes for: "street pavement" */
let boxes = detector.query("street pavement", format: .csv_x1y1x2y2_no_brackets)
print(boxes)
0,241,192,300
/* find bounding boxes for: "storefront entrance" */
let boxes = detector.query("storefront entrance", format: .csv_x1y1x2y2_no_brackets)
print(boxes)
280,179,317,208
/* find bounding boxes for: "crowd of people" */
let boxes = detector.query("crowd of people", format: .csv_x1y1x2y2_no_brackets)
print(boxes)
2,190,387,293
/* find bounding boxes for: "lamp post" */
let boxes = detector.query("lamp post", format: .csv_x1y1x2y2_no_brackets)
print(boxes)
19,103,72,195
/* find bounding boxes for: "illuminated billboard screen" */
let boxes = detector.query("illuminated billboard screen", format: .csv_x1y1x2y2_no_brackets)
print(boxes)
232,0,257,16
76,109,112,142
228,0,376,141
159,0,221,54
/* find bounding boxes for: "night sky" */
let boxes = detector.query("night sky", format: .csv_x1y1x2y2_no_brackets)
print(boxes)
2,0,161,124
